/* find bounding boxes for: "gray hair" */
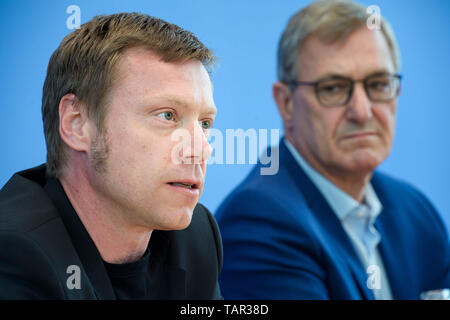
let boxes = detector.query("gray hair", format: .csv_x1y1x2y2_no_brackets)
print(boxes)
277,0,401,83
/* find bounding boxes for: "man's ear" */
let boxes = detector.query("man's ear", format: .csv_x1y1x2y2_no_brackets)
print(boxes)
58,94,93,153
273,82,294,127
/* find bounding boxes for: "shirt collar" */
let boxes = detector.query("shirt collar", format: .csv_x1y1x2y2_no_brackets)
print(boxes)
284,138,383,222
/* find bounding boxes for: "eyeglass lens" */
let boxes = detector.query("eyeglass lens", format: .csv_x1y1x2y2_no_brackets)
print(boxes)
316,75,400,106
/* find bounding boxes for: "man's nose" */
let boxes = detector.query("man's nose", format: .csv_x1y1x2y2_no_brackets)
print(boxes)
181,121,212,165
345,83,373,124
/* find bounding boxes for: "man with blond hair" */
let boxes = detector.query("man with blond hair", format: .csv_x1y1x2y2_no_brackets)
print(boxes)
0,13,222,299
217,0,450,299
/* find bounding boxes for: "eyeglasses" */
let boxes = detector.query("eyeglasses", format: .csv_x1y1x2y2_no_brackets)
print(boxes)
287,73,402,106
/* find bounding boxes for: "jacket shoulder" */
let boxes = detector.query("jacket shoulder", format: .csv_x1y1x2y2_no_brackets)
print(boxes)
0,165,59,233
0,166,95,299
0,230,67,299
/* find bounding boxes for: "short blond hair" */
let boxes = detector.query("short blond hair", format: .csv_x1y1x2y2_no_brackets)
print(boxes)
277,0,401,83
42,12,215,178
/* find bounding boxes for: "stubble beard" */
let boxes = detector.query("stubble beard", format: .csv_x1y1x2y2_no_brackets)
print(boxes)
91,131,110,174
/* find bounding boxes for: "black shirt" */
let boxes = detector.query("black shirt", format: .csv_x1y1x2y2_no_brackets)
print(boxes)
103,248,152,299
45,178,152,299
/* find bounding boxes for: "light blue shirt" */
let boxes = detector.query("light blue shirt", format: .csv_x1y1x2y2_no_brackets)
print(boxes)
284,139,393,300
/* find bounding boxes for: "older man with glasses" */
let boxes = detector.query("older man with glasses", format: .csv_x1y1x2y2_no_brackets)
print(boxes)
216,0,450,300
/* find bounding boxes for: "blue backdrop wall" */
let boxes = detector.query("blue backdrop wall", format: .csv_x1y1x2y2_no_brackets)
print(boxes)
1,0,449,232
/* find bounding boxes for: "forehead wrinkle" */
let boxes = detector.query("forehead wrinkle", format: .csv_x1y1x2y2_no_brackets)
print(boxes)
300,27,394,75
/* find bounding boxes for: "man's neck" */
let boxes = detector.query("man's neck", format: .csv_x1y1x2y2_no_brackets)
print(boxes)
321,170,371,203
59,167,152,264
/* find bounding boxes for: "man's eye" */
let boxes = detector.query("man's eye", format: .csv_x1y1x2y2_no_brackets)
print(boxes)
157,111,175,121
201,120,212,130
368,81,390,91
320,82,349,94
323,85,340,93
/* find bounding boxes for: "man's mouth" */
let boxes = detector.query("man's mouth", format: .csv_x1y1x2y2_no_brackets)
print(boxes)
168,182,197,189
167,179,201,190
343,131,376,139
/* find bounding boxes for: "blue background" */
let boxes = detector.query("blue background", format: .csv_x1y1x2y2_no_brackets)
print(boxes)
0,0,449,232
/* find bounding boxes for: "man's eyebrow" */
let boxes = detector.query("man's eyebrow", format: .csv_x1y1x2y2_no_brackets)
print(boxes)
315,69,393,81
365,69,395,77
143,95,217,115
206,106,218,116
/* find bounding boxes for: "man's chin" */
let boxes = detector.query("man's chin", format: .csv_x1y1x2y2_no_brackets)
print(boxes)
157,207,195,231
345,151,384,174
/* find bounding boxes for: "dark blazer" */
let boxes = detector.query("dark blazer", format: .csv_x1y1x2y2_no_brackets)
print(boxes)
216,139,450,299
0,164,222,299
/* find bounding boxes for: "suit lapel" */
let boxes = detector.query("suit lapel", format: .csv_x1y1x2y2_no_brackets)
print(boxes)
44,179,116,299
70,236,116,300
372,175,412,299
310,195,375,300
280,140,375,300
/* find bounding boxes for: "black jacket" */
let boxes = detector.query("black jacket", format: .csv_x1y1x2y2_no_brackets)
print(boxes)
0,164,222,299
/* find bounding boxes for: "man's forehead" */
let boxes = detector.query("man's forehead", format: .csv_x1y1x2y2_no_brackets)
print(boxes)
298,27,395,79
117,46,210,83
111,48,212,94
122,46,162,62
